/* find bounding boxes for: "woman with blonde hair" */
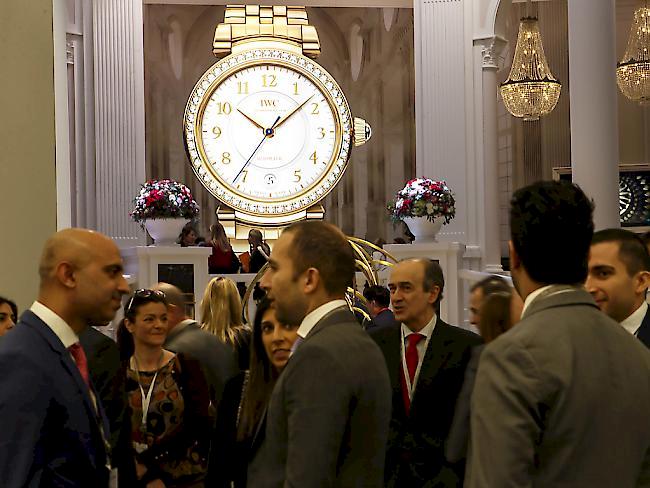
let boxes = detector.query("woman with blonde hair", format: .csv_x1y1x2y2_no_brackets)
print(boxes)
200,276,251,370
207,222,240,274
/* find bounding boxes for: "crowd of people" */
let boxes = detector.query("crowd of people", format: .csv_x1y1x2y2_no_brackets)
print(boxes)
179,222,271,277
0,180,649,487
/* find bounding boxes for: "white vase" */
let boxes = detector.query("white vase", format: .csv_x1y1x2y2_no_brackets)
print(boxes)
144,218,188,246
402,217,443,243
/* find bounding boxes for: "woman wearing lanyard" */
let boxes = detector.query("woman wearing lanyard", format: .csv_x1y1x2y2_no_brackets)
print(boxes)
118,289,211,488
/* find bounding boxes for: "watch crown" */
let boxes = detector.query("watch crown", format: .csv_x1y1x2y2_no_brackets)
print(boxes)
353,118,372,147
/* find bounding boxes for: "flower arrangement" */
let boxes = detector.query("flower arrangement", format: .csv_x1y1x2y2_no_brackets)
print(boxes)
387,178,456,224
130,179,200,226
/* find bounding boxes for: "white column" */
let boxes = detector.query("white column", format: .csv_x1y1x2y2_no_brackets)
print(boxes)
414,0,469,243
93,0,146,246
568,0,619,230
476,37,506,273
53,0,72,229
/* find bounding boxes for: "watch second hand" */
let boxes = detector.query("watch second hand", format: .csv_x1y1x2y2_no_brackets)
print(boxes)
233,115,281,185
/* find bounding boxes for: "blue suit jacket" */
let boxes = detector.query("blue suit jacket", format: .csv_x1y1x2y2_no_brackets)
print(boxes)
0,311,111,487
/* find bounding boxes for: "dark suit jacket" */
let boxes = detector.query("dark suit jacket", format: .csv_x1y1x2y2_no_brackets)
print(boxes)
637,306,650,348
370,318,482,488
366,308,399,331
247,306,392,488
164,320,238,409
79,326,135,486
466,287,650,488
0,311,110,487
444,345,483,464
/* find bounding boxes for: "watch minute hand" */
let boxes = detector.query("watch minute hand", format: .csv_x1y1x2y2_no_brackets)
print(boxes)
274,95,314,130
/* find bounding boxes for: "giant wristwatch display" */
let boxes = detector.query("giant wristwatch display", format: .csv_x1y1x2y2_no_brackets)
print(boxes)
183,5,371,238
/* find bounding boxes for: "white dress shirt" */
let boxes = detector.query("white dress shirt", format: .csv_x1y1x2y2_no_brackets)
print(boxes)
30,301,79,348
400,313,437,396
621,301,648,336
297,299,348,339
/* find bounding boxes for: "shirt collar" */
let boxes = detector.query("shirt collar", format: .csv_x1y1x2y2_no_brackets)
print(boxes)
620,301,648,336
401,312,437,339
521,285,555,317
297,299,348,339
30,301,79,348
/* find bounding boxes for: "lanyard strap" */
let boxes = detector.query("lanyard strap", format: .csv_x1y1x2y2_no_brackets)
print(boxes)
133,352,164,429
400,329,431,399
138,370,159,428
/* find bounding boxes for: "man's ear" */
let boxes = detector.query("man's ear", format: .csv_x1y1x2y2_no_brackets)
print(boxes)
302,268,320,295
427,285,441,305
55,262,77,289
633,270,650,295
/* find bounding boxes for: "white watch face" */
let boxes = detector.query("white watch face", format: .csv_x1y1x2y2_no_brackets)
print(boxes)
184,49,353,217
201,64,336,200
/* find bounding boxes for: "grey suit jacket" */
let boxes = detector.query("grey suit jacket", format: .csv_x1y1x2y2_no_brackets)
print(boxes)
164,320,238,410
465,286,650,488
247,306,392,488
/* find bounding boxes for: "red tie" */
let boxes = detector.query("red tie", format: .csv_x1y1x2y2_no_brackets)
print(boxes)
401,333,424,414
68,342,90,389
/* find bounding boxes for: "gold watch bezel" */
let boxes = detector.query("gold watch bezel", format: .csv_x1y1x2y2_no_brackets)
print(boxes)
183,48,353,219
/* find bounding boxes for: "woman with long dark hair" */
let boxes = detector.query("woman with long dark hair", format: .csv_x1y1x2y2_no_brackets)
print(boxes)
117,289,211,488
207,297,299,487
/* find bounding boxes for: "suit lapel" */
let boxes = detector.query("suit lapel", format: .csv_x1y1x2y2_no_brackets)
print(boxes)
636,307,650,348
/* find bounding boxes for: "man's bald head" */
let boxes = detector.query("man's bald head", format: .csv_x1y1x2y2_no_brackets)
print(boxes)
153,282,185,309
39,229,115,284
152,282,188,328
36,228,129,333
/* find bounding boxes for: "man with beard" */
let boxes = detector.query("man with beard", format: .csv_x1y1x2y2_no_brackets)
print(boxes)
0,228,130,487
247,220,391,488
466,181,650,487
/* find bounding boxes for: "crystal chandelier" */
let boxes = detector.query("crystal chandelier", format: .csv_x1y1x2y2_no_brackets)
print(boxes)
616,1,650,105
500,16,561,121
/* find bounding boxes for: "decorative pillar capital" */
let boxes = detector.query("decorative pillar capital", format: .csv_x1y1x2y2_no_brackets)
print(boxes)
475,36,507,70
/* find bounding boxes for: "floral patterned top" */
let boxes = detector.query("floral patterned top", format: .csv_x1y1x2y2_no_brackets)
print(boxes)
126,354,210,487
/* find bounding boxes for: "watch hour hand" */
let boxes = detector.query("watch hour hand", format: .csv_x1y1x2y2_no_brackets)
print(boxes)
237,108,266,131
274,95,314,130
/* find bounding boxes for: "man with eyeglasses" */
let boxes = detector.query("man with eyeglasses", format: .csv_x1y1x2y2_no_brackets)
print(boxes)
0,296,17,336
0,228,130,487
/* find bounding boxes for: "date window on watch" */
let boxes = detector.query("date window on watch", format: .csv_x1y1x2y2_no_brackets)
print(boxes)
264,174,277,186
